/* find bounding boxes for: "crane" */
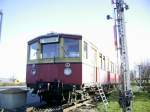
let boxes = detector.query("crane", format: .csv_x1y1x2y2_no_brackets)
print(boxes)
107,0,133,112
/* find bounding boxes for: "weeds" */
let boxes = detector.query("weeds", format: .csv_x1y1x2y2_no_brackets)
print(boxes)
97,87,150,112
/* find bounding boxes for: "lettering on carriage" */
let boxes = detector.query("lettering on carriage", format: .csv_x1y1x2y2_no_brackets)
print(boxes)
40,37,59,44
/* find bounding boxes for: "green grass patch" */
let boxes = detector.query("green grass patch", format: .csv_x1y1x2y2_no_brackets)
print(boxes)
96,89,150,112
0,82,25,86
0,82,17,86
133,91,150,112
96,90,121,112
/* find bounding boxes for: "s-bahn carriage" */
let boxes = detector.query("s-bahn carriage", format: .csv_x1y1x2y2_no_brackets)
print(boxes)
26,32,120,104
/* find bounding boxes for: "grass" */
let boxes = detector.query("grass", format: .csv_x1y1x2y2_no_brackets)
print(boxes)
96,90,121,112
96,87,150,112
133,91,150,112
0,82,25,86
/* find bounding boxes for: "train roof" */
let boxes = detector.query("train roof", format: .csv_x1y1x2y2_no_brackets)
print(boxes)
28,32,82,44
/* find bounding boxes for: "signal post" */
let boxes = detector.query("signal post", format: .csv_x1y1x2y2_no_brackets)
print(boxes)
107,0,133,112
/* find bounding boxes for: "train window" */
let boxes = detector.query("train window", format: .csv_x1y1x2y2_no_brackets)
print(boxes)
84,41,88,59
110,62,114,73
103,56,106,70
107,58,110,71
99,53,102,69
29,42,38,60
42,43,59,58
64,38,80,58
89,47,96,64
110,62,112,72
115,66,117,73
113,63,114,73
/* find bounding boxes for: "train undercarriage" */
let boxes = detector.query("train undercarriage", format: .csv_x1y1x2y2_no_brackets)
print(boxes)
27,80,117,106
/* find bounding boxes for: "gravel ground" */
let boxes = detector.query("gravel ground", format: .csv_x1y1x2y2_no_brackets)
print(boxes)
68,104,97,112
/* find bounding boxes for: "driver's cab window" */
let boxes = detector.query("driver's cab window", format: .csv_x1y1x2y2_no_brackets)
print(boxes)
29,42,38,60
42,43,59,58
64,38,80,58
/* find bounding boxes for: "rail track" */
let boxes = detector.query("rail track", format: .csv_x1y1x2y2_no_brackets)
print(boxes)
26,99,95,112
0,98,96,112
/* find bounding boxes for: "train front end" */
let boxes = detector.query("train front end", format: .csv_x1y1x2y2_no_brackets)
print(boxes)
26,33,82,104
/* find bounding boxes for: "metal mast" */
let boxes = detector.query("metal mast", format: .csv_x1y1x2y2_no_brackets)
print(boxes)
107,0,133,112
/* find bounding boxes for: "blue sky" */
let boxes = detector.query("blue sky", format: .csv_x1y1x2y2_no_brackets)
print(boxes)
0,0,150,81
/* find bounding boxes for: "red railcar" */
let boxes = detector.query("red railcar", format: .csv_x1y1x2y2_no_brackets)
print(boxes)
26,32,120,104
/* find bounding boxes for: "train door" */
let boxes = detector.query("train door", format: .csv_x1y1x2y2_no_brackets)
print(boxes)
90,47,97,83
93,49,97,82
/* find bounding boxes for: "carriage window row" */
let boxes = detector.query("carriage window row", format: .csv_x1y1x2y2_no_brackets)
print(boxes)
29,40,117,73
83,41,108,71
99,54,116,73
29,38,80,60
83,43,116,73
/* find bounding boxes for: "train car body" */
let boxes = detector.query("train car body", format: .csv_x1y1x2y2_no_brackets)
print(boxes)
26,33,120,104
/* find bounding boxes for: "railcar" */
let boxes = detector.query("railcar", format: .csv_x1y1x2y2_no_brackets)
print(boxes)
26,32,120,104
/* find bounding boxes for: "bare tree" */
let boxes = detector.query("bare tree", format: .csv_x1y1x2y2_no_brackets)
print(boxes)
143,62,150,84
130,70,135,81
136,61,150,87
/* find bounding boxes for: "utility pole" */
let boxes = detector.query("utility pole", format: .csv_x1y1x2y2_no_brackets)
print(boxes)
107,0,133,112
0,10,3,41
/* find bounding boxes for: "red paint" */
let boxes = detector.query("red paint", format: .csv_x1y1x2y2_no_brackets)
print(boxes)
115,75,117,83
96,67,98,82
107,71,110,83
26,63,82,85
96,68,100,83
110,73,117,83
